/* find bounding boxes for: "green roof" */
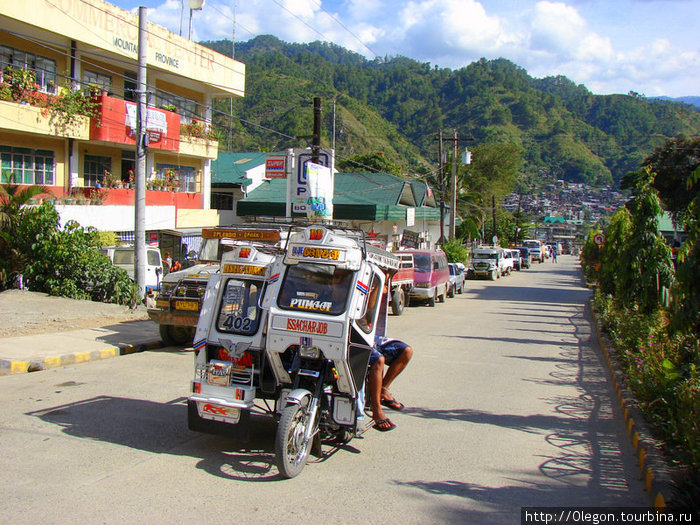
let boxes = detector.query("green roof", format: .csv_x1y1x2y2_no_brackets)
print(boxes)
211,152,286,187
237,172,441,221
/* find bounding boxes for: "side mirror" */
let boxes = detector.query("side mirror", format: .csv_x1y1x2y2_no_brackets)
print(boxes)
156,267,163,275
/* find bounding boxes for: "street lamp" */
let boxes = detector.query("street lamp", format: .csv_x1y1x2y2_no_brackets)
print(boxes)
188,0,205,40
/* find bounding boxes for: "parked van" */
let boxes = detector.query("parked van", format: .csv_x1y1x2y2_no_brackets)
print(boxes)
103,245,164,293
401,249,450,307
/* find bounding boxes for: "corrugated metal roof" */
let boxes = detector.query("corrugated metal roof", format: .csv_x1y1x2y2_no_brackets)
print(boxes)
211,152,286,187
237,172,441,221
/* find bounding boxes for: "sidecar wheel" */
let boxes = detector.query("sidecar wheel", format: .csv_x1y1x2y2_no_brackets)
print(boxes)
275,399,312,479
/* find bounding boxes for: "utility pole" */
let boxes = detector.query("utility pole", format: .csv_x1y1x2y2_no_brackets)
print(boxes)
437,130,445,244
134,6,147,299
311,97,322,164
492,194,497,245
449,128,457,240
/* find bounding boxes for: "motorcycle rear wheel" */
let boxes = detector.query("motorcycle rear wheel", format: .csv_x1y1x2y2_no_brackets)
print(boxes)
275,399,313,478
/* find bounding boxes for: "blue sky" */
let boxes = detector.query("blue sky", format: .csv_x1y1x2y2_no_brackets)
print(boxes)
113,0,699,97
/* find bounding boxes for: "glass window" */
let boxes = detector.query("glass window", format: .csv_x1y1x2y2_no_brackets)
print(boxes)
82,69,112,93
155,89,201,123
277,264,353,316
0,45,56,93
217,278,261,335
147,250,161,266
357,273,382,334
413,254,430,271
0,146,54,185
84,155,111,187
155,164,198,192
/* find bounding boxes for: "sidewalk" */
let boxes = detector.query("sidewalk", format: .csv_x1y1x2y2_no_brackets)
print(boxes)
0,320,164,376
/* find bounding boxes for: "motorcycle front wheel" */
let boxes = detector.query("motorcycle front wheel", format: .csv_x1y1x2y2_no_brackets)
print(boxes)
275,398,313,478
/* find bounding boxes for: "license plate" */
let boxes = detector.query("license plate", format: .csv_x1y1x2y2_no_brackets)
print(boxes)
174,300,199,311
207,360,232,386
197,402,241,424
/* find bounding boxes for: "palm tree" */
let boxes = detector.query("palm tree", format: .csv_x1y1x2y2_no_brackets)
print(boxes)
0,171,49,229
0,171,49,289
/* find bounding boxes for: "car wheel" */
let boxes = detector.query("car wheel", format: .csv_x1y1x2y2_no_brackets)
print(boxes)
428,291,436,307
447,284,455,298
390,288,406,316
490,270,497,281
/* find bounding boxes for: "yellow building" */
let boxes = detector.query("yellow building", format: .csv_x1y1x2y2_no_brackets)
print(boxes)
0,0,244,223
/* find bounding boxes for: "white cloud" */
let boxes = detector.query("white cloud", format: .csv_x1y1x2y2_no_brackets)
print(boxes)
131,0,699,96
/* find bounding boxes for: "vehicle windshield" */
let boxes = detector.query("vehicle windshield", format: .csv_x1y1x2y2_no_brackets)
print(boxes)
216,278,262,335
277,263,354,316
413,254,431,271
473,253,498,260
198,238,237,262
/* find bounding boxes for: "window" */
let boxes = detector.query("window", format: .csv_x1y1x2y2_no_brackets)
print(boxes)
0,45,57,93
84,155,111,187
0,146,54,185
216,278,261,335
358,272,382,334
82,69,112,94
277,264,353,316
155,164,198,192
211,192,234,210
155,89,200,123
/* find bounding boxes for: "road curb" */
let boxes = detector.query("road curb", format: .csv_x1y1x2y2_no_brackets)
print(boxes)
590,299,674,508
0,340,164,376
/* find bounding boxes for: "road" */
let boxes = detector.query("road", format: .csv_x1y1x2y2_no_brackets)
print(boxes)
0,255,648,524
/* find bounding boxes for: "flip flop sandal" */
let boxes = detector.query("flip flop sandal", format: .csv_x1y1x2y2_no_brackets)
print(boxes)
381,398,405,411
373,418,397,432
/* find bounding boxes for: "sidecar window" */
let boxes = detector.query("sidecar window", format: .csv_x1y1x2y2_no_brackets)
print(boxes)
278,263,353,316
216,278,261,335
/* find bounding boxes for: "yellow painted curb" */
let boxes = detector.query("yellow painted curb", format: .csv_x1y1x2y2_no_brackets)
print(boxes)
590,300,672,508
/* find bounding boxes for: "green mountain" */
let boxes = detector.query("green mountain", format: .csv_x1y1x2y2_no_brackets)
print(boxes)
202,35,700,187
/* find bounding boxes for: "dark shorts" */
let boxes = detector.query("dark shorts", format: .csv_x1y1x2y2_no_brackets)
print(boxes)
369,340,409,367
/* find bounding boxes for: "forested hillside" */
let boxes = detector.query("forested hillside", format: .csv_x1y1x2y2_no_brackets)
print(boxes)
203,35,700,187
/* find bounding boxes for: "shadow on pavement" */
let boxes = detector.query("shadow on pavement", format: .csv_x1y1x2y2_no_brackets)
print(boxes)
26,395,291,482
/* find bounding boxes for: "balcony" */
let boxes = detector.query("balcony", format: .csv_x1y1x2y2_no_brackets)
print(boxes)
0,98,90,139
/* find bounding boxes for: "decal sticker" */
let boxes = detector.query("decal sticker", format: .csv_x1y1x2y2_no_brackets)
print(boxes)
193,339,206,351
356,281,369,294
291,246,340,260
222,264,266,276
286,318,329,335
300,336,312,346
289,298,332,311
203,404,228,416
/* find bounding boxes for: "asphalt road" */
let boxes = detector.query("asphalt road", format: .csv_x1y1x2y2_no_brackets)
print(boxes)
0,255,648,524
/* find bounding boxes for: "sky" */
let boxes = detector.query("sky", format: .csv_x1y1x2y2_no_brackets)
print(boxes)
113,0,699,97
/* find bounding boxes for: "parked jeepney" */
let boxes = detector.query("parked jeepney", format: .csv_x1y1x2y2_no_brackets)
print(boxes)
148,227,280,345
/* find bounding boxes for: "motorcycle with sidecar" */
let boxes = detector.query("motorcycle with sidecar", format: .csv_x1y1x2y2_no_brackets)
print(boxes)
187,224,399,478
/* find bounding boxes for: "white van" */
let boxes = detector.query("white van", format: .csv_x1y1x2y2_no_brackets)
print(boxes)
103,245,164,292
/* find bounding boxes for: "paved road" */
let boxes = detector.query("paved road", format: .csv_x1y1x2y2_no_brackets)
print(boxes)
0,255,647,524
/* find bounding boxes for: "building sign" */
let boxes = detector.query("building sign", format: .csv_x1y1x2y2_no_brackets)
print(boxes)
89,95,179,151
401,230,420,249
265,155,286,178
291,149,334,216
125,102,168,143
406,207,415,227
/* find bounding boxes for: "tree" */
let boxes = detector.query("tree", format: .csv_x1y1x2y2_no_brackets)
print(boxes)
671,166,700,336
336,151,402,176
616,166,674,313
0,172,49,289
